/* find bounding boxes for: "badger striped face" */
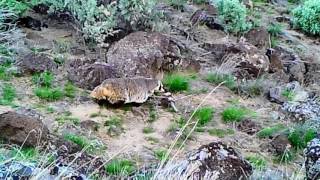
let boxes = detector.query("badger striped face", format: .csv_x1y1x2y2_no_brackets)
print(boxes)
156,81,165,92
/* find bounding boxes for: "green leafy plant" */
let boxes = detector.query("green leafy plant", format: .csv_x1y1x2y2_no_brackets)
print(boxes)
292,0,320,36
211,0,251,33
267,23,283,37
55,115,80,126
221,106,252,122
143,126,155,134
163,74,190,92
0,0,36,16
32,71,54,87
105,159,136,176
257,124,286,138
193,107,215,126
205,72,237,90
288,127,317,149
0,84,16,105
208,128,234,138
154,149,167,161
282,88,295,101
34,87,64,101
246,155,267,170
10,147,39,161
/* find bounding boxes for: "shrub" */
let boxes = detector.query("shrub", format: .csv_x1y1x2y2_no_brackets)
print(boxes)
267,23,283,37
64,82,77,98
205,72,237,90
208,128,234,138
211,0,250,33
194,107,215,126
221,106,252,122
0,0,36,16
288,127,317,149
32,71,54,87
105,159,136,176
282,88,295,101
257,124,286,138
64,133,92,149
163,74,190,92
239,79,264,97
34,87,64,101
193,0,207,4
292,0,320,36
246,155,267,170
0,84,16,105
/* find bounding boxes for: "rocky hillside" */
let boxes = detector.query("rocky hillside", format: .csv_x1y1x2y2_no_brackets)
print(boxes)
0,0,319,179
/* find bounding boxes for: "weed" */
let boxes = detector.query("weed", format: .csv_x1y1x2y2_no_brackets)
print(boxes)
143,126,155,134
267,23,283,37
246,155,267,170
221,106,252,122
54,39,71,53
10,147,39,161
154,149,167,161
274,149,296,164
257,124,286,138
34,87,64,101
208,128,234,138
288,127,317,149
64,82,77,98
146,136,159,144
148,105,158,122
32,71,54,87
282,88,295,101
0,0,34,16
0,84,16,105
193,107,215,126
55,115,80,126
239,79,264,97
163,74,190,92
193,0,207,4
64,133,91,149
105,116,123,136
105,159,136,176
46,106,55,113
205,72,237,90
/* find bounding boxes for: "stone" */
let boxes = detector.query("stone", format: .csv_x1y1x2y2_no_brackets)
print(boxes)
156,141,253,180
0,111,49,147
245,27,269,49
67,58,119,90
268,81,309,104
270,134,291,155
106,31,181,80
304,137,320,180
237,119,261,135
90,77,164,104
16,53,57,74
266,48,284,73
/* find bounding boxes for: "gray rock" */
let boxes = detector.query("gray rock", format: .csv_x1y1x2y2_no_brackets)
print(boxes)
282,98,320,121
269,81,309,104
16,53,57,74
304,137,320,180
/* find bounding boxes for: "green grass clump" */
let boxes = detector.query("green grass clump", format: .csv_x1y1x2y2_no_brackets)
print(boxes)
154,149,167,161
288,127,317,149
34,87,64,101
105,116,123,136
64,133,91,149
143,126,155,134
163,74,190,92
0,0,35,16
257,124,286,138
55,115,80,126
221,106,251,122
192,0,207,4
205,72,237,90
267,23,283,37
10,147,39,161
208,128,234,138
282,88,295,101
246,155,267,170
193,107,215,126
32,71,54,87
0,84,16,105
64,82,77,98
105,159,136,176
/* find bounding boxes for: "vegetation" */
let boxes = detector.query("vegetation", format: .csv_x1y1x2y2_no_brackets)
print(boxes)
64,133,92,149
205,72,237,90
105,116,123,136
105,159,136,176
292,0,320,36
34,87,64,101
288,127,317,149
154,149,167,161
282,88,295,101
208,128,234,138
221,106,252,122
163,74,190,92
211,0,251,33
0,84,16,105
0,0,38,16
239,79,265,97
257,124,286,138
32,71,54,87
267,23,283,37
64,82,77,98
193,106,215,126
246,155,267,170
167,0,187,9
143,126,155,134
55,114,80,125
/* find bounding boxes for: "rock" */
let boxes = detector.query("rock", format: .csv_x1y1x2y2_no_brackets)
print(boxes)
17,53,57,73
243,0,253,9
80,120,100,131
244,27,269,49
266,48,284,73
304,137,320,180
106,31,181,80
0,111,49,147
270,134,291,155
156,141,253,180
90,77,164,104
282,98,320,121
190,9,224,31
237,119,261,135
67,58,119,90
268,81,309,104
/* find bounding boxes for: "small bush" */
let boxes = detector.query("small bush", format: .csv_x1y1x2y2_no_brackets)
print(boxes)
193,0,207,4
205,72,237,90
0,84,16,105
211,0,250,33
55,115,80,126
64,82,77,98
163,74,190,92
105,159,136,176
292,0,320,36
267,23,283,37
221,106,251,122
239,79,264,97
257,124,286,138
10,147,39,161
0,0,36,16
208,128,234,138
34,87,64,101
194,107,215,126
288,127,317,149
154,149,167,161
246,155,267,170
32,71,54,87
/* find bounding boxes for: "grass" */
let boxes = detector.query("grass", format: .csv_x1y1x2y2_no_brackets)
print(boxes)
0,84,16,105
221,106,252,123
55,115,80,126
64,82,77,98
105,159,136,176
146,136,160,144
193,107,215,126
208,128,234,138
64,133,92,149
163,74,190,92
205,72,237,90
267,23,283,37
257,124,286,138
143,126,155,134
282,88,295,101
34,87,64,101
105,116,123,136
154,149,167,161
239,79,264,97
167,0,187,9
148,105,158,122
246,155,267,170
32,71,54,87
288,127,317,149
10,147,39,161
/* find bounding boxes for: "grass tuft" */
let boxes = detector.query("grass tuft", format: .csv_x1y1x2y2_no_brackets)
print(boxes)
221,106,252,123
105,159,136,176
257,124,286,138
34,87,64,101
208,128,234,138
163,74,190,92
64,82,77,98
193,107,215,126
205,72,237,90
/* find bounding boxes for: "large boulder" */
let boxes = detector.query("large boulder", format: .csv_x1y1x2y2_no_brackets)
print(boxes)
304,137,320,180
0,111,49,147
156,141,252,180
67,58,120,90
106,31,181,80
16,53,57,73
